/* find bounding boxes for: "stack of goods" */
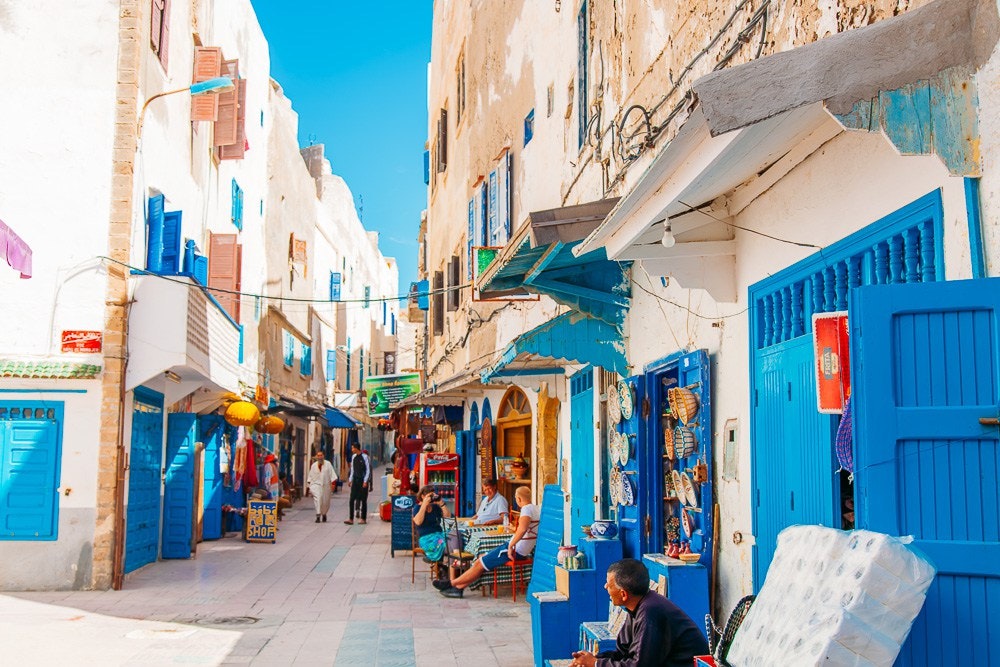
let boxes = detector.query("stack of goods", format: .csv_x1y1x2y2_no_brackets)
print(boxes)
727,525,936,666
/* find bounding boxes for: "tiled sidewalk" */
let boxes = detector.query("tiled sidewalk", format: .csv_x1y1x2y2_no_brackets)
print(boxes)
7,491,534,666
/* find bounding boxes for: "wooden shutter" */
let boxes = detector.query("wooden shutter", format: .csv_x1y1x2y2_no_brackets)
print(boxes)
208,233,239,320
146,194,165,271
432,271,445,336
234,243,242,322
214,60,240,147
150,0,163,54
191,46,222,121
447,255,460,311
219,79,247,160
161,210,182,274
436,108,448,172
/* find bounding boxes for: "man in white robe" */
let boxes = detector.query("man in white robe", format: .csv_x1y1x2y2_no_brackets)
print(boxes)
307,451,337,523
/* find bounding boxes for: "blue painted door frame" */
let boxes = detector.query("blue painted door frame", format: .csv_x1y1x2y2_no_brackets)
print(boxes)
456,430,477,516
616,374,646,558
570,368,595,528
161,413,197,559
852,278,1000,666
200,415,224,540
125,388,164,573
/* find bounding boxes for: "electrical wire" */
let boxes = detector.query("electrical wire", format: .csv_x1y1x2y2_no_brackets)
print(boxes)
97,255,465,304
630,275,748,321
674,200,823,249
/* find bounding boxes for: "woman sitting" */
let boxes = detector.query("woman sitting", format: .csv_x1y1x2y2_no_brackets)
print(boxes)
413,485,451,577
435,485,538,598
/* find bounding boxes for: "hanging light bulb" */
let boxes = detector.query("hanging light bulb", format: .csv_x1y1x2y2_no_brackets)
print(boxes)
661,221,676,248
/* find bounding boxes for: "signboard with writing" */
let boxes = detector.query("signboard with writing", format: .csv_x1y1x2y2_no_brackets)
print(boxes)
61,330,102,353
813,311,851,414
245,499,277,543
363,373,422,416
390,494,416,556
479,417,494,485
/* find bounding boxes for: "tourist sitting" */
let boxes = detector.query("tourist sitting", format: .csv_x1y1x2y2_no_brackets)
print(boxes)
413,485,450,577
435,485,537,598
469,478,509,525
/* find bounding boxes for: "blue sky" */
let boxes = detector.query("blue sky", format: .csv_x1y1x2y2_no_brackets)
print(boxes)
250,1,432,295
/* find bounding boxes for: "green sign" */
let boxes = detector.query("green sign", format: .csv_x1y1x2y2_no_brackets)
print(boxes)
363,373,422,416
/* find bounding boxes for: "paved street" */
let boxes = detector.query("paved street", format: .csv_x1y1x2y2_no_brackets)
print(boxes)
3,492,533,666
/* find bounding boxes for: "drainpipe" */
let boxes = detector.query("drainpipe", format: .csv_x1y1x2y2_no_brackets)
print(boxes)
111,298,132,590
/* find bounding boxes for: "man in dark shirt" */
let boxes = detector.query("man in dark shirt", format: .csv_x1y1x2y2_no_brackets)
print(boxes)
343,443,372,525
571,558,709,667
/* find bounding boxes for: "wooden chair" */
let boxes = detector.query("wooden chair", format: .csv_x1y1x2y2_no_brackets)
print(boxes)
411,523,435,584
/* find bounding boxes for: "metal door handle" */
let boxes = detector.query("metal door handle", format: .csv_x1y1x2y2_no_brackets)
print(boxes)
980,417,1000,426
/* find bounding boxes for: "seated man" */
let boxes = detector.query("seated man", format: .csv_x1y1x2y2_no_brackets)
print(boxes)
469,478,509,526
570,558,709,667
435,485,536,598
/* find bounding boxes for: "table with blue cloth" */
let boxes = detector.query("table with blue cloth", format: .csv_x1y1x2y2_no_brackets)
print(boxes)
444,519,533,592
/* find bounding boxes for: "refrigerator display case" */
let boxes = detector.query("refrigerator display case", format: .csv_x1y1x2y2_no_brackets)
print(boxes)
418,452,460,515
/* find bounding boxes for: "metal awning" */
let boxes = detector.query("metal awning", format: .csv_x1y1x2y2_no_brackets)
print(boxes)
573,0,996,301
325,405,360,429
0,219,32,279
478,198,630,327
272,395,325,421
481,312,628,384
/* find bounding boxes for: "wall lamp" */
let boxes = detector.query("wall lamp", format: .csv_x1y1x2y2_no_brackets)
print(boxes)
137,76,234,138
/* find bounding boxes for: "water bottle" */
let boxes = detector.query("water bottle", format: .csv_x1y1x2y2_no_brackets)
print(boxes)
503,513,509,530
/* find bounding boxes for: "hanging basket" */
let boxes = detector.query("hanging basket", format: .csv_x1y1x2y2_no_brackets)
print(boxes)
225,400,260,427
668,387,700,425
673,426,698,458
255,415,285,434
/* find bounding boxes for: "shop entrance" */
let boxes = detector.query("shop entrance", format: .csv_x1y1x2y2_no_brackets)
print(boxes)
497,386,532,507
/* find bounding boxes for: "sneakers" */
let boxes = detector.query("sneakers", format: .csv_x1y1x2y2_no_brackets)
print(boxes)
343,520,354,525
432,579,451,591
439,587,464,598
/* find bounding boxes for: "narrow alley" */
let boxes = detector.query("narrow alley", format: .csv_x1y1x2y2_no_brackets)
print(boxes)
2,492,533,666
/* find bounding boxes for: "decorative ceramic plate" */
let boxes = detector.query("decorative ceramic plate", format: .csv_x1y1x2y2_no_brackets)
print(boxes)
668,387,700,425
621,473,636,506
680,472,698,507
609,468,621,507
618,433,630,466
618,381,634,420
607,388,622,425
682,508,694,538
671,470,684,499
674,427,698,459
608,427,619,463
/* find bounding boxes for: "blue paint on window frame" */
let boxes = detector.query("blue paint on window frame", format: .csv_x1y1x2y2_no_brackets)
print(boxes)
965,177,986,279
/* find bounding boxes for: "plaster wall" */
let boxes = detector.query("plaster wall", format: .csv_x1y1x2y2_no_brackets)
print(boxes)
625,128,967,613
974,1,1000,276
0,383,105,590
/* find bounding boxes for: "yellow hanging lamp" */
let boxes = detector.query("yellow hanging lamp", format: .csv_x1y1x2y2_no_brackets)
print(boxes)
224,400,260,427
255,415,285,434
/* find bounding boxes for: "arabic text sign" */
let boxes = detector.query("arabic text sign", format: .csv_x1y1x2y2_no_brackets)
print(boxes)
363,373,422,416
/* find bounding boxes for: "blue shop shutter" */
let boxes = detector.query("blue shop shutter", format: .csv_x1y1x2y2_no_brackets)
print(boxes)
329,272,342,301
146,194,166,271
161,211,182,274
300,342,312,376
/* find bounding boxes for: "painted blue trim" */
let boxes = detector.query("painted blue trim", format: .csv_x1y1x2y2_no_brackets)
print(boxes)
965,178,986,279
133,386,165,406
238,325,245,364
643,348,687,374
0,389,88,394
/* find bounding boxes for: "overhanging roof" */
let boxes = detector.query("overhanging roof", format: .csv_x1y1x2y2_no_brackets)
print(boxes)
325,405,360,428
481,312,628,384
479,198,630,326
398,367,491,407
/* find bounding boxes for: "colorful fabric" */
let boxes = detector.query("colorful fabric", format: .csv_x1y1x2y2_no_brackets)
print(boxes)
418,531,446,562
263,462,280,499
0,219,32,279
242,439,258,488
835,396,854,473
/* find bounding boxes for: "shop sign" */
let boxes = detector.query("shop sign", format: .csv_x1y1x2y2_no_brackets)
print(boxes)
813,311,850,414
363,372,422,416
61,330,102,353
245,499,277,543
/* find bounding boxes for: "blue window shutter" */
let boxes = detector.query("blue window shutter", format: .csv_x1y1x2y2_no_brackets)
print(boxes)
146,194,166,271
326,350,336,382
193,254,208,286
346,346,351,390
417,279,430,310
231,179,243,230
382,301,387,326
524,109,534,146
577,3,588,149
364,286,371,308
161,210,183,274
300,342,312,376
238,325,244,364
423,150,430,185
488,170,499,245
468,198,475,279
359,348,364,384
391,313,396,335
282,330,294,366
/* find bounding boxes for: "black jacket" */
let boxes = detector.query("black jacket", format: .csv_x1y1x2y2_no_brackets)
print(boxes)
597,591,709,667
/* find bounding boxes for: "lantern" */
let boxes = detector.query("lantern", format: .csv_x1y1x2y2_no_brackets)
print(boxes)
255,415,285,434
224,400,260,427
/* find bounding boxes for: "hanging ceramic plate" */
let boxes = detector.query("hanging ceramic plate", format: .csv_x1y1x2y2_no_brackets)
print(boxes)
621,473,636,506
618,433,630,466
668,387,700,425
671,470,684,499
680,472,698,507
607,388,622,425
608,427,619,463
674,427,698,459
682,507,694,538
609,468,621,507
618,381,634,420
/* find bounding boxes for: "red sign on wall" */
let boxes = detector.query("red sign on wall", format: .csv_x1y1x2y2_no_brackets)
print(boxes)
61,330,102,353
813,312,850,414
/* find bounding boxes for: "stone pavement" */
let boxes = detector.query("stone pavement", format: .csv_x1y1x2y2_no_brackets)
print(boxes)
5,490,535,666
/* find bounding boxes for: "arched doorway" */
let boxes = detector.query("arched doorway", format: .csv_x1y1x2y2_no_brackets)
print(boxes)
537,383,560,489
497,386,532,507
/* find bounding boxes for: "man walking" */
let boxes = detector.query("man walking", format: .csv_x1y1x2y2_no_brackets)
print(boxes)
344,443,372,525
307,451,336,523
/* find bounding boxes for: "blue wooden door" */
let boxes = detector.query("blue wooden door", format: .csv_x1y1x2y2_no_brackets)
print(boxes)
161,413,196,559
852,278,1000,666
570,369,596,528
200,415,224,540
751,336,838,587
456,430,477,516
0,404,62,541
125,389,164,572
617,374,646,559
